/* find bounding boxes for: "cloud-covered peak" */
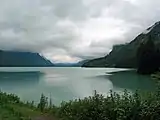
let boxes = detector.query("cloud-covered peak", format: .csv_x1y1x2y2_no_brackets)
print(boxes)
0,0,159,63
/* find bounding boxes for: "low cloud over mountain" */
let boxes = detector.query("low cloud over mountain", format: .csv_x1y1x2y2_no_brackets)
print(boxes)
0,0,160,62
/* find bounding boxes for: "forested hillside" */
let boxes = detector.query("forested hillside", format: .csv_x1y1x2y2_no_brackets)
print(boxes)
0,50,53,67
82,21,160,69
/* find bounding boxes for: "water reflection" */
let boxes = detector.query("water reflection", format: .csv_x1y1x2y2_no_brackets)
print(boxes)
0,68,156,105
108,71,156,91
0,72,43,89
91,70,156,92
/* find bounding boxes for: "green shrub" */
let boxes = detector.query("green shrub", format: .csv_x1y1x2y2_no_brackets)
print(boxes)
53,88,160,120
37,94,48,112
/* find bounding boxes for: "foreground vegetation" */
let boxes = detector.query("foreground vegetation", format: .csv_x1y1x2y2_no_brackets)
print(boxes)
0,92,38,120
0,92,55,120
55,89,160,120
1,75,160,120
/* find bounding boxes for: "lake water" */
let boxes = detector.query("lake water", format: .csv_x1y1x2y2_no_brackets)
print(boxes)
0,67,156,105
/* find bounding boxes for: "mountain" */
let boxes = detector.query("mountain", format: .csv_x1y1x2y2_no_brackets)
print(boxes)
136,36,160,74
82,21,160,68
54,63,78,67
0,50,54,67
54,60,90,67
77,60,90,66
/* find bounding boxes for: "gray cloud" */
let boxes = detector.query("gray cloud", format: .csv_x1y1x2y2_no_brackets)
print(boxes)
0,0,159,62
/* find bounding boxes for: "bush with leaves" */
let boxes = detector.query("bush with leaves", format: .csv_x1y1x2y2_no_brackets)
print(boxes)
53,88,160,120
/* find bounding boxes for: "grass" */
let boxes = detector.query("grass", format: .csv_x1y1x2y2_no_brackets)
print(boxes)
0,92,57,120
9,104,41,118
0,105,39,120
0,92,42,120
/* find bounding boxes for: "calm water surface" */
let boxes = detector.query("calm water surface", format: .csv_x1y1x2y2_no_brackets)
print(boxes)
0,67,156,105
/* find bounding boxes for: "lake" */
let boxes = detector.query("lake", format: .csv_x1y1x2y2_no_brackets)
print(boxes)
0,67,156,105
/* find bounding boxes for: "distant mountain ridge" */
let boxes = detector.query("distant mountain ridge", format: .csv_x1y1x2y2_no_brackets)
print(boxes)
0,50,54,67
82,21,160,68
54,63,78,67
54,60,90,67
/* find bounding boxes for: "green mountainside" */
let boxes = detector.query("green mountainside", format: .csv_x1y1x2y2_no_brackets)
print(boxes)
82,21,160,68
0,50,54,67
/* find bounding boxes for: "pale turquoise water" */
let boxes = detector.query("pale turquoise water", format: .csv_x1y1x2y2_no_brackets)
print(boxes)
0,67,156,105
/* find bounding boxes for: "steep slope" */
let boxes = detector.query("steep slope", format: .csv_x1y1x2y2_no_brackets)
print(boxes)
0,50,54,67
82,21,160,68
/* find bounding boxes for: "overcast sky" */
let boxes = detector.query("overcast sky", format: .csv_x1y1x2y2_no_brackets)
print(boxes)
0,0,160,63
